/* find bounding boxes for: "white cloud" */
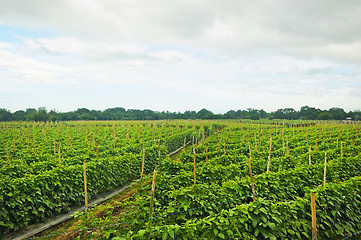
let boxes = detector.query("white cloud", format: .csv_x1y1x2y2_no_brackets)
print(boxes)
0,0,361,112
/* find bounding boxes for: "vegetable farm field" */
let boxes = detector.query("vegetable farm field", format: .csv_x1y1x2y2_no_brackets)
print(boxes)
1,120,361,239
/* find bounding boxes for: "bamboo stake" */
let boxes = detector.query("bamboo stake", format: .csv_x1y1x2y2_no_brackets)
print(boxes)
266,136,272,173
140,148,145,187
309,146,312,165
83,159,88,211
311,192,317,240
149,169,157,219
323,152,327,187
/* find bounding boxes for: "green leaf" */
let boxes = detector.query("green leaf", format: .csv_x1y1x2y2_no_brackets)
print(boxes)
169,228,175,239
162,231,168,240
269,233,277,240
255,228,259,236
269,222,276,230
218,233,225,239
287,229,295,235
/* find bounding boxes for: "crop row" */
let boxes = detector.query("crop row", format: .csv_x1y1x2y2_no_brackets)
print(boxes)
68,122,361,239
0,121,206,235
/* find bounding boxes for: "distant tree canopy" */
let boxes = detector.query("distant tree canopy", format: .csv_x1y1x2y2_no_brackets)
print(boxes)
0,106,360,122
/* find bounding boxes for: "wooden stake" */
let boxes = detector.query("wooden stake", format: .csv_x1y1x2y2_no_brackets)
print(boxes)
158,139,161,159
323,152,327,187
33,134,36,156
95,138,98,159
124,135,127,156
113,128,116,149
149,169,157,219
27,129,30,151
89,133,92,153
142,131,144,148
311,192,317,240
254,134,257,152
223,140,226,155
54,139,56,161
341,141,343,161
309,146,312,165
242,124,245,143
347,126,349,141
193,146,196,195
69,135,72,150
282,128,285,152
266,136,272,173
248,143,255,202
6,142,9,168
83,159,88,211
205,146,208,164
337,136,339,148
58,142,61,166
140,148,145,187
315,129,318,152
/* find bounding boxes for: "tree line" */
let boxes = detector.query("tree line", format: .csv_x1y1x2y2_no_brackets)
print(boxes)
0,106,360,122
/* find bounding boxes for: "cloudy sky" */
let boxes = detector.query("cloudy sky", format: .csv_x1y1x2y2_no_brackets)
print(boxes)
0,0,360,113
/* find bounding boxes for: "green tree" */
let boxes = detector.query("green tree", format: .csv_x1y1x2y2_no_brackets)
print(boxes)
0,108,12,121
317,111,333,120
34,107,49,122
197,109,214,119
328,107,346,120
13,110,26,121
299,106,320,120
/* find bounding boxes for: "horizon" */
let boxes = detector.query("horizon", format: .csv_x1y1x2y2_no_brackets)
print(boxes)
2,105,359,115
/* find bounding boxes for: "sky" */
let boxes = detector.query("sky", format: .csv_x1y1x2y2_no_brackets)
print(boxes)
0,0,361,114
